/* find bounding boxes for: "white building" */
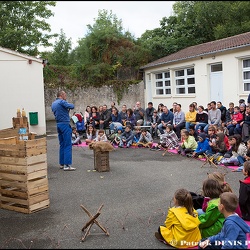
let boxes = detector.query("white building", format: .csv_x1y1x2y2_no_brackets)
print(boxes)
141,31,250,112
0,47,46,135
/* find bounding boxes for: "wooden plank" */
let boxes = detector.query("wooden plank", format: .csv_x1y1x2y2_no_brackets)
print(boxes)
29,191,49,205
24,138,47,147
0,128,19,139
27,178,48,189
0,199,50,214
1,196,29,205
0,162,47,174
0,184,48,196
26,147,47,157
0,177,48,190
0,137,18,145
0,154,48,166
0,188,28,199
0,204,29,214
28,199,50,213
27,169,47,180
0,191,49,206
0,172,27,182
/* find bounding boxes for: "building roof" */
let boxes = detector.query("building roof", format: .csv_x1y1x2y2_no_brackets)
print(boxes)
141,31,250,69
0,46,43,63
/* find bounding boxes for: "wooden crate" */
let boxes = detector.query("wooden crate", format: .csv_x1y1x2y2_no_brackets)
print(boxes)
12,117,29,130
0,135,49,213
0,128,19,139
94,151,110,172
0,137,46,157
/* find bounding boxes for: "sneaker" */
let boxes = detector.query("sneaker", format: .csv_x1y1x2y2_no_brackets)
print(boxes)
60,165,64,169
63,165,76,171
150,146,156,151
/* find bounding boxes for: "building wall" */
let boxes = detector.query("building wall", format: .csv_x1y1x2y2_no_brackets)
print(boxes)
0,50,46,135
45,82,145,120
144,47,250,113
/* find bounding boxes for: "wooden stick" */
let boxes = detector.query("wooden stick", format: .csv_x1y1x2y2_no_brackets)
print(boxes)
82,212,100,231
82,224,93,241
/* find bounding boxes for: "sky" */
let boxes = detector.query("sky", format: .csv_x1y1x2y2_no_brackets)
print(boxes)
44,1,175,51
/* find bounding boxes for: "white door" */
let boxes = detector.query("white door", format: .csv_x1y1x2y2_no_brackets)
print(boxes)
210,63,223,102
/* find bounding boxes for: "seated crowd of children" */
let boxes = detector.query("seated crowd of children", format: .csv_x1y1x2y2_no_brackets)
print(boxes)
72,99,250,173
155,167,250,249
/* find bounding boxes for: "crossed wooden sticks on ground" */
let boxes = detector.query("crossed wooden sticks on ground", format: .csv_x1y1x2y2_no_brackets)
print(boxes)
81,204,109,242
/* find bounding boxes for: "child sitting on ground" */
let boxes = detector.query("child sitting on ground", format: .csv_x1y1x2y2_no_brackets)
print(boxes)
155,188,201,248
198,179,225,238
192,133,211,158
221,134,247,167
151,124,179,151
197,172,242,218
109,126,123,146
178,130,198,156
71,126,82,145
119,124,134,148
232,138,250,172
133,126,141,146
94,129,108,142
85,124,98,145
239,161,250,221
137,128,153,148
199,192,250,249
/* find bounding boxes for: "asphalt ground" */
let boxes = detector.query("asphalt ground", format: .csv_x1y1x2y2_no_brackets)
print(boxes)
0,120,244,249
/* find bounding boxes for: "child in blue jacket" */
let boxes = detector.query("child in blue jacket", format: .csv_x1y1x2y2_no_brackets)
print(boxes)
192,133,212,158
199,192,250,249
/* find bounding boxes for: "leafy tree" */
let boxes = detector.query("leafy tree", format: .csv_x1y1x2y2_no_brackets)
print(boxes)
0,1,57,56
139,1,250,61
71,9,150,85
47,29,72,66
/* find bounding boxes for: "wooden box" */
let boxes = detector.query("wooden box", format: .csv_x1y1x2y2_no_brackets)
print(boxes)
12,117,29,131
0,136,49,213
94,151,110,172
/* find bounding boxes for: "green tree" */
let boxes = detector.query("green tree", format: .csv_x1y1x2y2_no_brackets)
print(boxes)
48,29,72,66
72,9,150,85
0,1,57,56
139,1,250,60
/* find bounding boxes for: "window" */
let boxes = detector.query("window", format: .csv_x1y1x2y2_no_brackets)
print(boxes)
211,63,222,72
243,59,250,91
175,67,195,94
155,71,171,95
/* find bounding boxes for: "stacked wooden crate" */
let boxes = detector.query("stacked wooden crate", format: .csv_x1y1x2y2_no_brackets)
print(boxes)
0,117,49,213
94,150,110,172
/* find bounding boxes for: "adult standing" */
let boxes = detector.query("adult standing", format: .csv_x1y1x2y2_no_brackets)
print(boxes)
51,90,76,171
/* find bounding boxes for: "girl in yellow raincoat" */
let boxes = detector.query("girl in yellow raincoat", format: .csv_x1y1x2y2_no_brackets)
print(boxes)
155,188,201,248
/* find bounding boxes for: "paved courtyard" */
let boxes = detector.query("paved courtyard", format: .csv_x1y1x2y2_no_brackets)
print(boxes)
0,121,244,249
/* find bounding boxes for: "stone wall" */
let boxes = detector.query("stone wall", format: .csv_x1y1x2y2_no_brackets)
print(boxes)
45,81,145,120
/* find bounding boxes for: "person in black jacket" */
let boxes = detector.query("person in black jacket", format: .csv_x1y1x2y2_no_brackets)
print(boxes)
239,161,250,221
99,104,112,130
217,101,227,124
